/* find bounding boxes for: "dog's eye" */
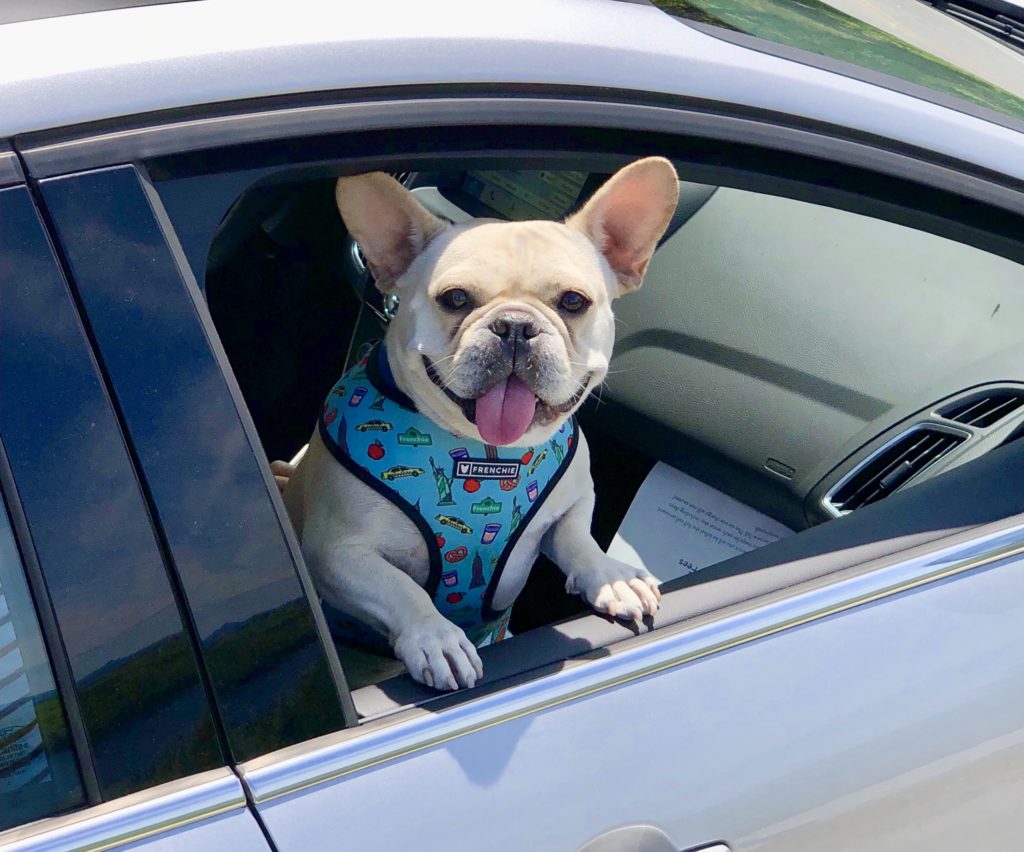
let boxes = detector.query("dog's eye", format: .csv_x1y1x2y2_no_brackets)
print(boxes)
558,291,589,313
438,288,471,310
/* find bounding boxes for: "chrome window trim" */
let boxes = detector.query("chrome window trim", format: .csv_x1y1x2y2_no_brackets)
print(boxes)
821,421,972,518
0,145,23,188
0,768,245,852
240,516,1024,805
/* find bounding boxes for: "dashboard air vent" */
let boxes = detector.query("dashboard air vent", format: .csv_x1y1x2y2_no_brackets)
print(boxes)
938,391,1024,428
827,427,967,514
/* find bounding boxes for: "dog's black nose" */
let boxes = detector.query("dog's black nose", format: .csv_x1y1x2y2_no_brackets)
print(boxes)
490,313,540,343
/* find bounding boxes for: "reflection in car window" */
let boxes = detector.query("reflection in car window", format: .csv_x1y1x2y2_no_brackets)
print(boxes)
0,501,83,831
654,0,1024,122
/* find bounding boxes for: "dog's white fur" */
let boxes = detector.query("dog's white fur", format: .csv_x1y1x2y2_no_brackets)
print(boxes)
283,158,680,691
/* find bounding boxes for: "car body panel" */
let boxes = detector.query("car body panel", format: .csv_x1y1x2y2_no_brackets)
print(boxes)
1,0,1024,184
240,522,1024,851
0,769,271,852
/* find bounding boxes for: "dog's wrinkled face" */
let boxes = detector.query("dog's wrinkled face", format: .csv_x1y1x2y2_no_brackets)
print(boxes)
399,221,612,446
337,158,680,446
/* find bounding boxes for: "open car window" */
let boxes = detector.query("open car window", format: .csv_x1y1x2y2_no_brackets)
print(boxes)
32,78,1019,733
179,155,1024,710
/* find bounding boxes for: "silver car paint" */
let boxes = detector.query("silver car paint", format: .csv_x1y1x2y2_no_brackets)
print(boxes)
0,769,269,851
240,518,1024,850
0,0,1023,182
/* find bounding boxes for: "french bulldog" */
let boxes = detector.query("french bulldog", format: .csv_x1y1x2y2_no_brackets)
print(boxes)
282,157,680,691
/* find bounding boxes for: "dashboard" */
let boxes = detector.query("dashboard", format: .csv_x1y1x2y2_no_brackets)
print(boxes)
353,168,1024,530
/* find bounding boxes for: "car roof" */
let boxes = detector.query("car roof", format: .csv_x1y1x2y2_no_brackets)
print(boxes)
1,0,1023,182
0,0,195,26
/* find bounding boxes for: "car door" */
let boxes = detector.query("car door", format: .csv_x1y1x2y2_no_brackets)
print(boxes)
24,66,1024,852
0,158,270,850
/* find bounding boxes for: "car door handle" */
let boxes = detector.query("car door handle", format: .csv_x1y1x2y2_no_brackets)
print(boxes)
576,824,730,852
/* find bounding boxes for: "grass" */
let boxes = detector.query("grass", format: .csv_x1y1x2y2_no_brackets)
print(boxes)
655,0,1024,122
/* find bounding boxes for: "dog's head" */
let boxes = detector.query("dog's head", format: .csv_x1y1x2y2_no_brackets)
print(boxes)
336,158,679,446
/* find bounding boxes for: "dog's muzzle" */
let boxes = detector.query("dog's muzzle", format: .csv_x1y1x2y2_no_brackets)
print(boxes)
423,355,591,428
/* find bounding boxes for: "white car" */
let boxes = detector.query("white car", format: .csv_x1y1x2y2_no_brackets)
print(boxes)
2,2,1024,850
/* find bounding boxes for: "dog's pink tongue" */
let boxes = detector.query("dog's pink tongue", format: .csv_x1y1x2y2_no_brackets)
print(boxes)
475,375,537,446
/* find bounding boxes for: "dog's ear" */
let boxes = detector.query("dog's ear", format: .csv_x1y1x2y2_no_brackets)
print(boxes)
566,157,679,296
336,173,447,293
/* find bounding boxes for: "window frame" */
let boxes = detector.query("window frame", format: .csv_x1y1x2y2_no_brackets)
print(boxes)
0,181,226,827
18,86,1024,748
35,164,359,761
238,513,1024,806
0,141,23,188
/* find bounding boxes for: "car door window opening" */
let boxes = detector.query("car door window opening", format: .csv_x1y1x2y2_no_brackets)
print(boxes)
181,145,1024,710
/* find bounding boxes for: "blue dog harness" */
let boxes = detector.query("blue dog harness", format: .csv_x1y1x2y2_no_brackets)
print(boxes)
319,344,578,652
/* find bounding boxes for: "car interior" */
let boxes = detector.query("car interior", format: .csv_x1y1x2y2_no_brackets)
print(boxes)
202,162,1024,716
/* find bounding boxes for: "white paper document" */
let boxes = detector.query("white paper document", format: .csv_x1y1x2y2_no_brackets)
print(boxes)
607,462,793,583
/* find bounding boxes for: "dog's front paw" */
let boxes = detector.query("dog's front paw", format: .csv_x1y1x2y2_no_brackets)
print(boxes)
393,618,484,691
566,556,662,624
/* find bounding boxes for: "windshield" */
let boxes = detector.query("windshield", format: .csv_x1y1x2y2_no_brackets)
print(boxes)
653,0,1024,124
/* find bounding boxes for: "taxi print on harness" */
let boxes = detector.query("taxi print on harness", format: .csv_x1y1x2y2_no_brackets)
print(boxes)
282,158,680,691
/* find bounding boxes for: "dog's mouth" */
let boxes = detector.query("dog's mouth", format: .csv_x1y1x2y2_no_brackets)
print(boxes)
423,356,590,445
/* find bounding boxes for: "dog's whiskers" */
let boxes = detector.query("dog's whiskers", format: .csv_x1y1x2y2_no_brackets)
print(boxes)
424,353,464,391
